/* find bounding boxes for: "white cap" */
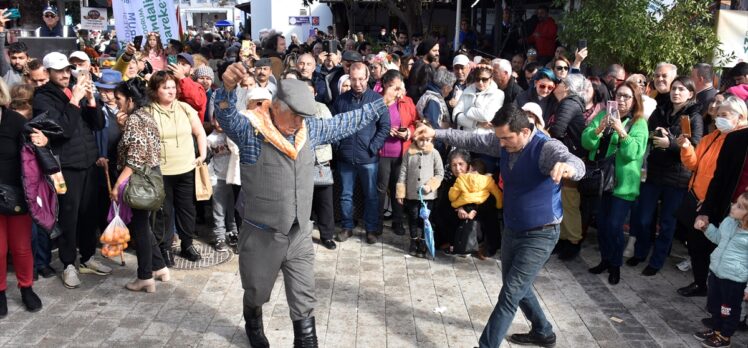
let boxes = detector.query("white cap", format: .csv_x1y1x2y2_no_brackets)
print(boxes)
68,51,90,63
43,52,73,70
247,87,272,101
452,54,470,67
522,102,545,128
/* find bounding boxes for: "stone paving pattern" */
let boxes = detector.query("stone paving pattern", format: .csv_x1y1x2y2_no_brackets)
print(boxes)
2,226,748,347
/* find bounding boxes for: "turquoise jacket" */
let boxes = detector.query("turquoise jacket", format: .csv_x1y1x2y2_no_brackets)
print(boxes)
706,217,748,283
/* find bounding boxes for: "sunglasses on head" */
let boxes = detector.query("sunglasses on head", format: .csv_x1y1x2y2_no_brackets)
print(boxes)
554,65,569,71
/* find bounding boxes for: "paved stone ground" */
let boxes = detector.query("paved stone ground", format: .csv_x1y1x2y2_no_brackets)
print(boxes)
2,225,748,348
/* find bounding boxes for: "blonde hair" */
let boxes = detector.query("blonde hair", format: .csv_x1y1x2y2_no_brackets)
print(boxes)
719,96,748,121
192,54,209,68
0,79,11,107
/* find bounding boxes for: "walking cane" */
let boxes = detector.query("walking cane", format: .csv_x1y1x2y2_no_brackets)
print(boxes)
103,162,126,266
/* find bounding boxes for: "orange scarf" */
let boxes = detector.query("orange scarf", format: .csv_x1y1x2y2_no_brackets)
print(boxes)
242,109,307,160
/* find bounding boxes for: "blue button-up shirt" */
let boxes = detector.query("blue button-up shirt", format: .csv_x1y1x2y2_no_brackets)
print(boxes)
213,88,390,165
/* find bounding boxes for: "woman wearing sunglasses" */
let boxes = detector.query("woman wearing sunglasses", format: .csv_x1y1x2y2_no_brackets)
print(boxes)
452,65,504,134
551,56,571,80
515,67,559,124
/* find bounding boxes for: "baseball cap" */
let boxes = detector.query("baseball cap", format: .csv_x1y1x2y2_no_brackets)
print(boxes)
43,52,73,70
247,87,272,101
341,51,363,62
176,53,194,66
68,51,90,63
43,6,58,16
453,55,469,67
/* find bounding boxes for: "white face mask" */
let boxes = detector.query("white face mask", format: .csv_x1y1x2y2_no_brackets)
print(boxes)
715,117,736,133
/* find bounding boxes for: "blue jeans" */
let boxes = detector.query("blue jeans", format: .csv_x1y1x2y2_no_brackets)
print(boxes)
30,223,52,271
631,182,686,270
338,161,379,232
478,224,559,348
596,194,634,267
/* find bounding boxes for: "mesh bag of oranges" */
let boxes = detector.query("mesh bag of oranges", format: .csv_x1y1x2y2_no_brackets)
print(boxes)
100,203,130,258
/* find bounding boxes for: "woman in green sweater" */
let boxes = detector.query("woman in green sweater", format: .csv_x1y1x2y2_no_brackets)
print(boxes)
583,81,649,285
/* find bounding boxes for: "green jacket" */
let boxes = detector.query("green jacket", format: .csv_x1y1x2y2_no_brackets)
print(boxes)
581,111,649,201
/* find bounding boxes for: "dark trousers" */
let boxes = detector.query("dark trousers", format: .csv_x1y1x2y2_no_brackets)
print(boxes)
631,182,686,270
684,224,716,288
31,223,51,271
706,274,746,337
596,194,634,267
130,209,166,280
158,170,196,250
404,199,433,239
311,185,335,241
377,157,404,228
58,165,100,267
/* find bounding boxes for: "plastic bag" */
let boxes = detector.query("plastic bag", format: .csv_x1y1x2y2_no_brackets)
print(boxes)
100,202,130,258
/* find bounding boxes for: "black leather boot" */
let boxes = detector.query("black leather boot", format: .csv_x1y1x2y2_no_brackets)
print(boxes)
292,317,318,348
161,247,175,268
244,306,269,348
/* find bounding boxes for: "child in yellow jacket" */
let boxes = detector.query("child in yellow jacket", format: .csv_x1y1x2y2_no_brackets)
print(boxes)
449,160,503,212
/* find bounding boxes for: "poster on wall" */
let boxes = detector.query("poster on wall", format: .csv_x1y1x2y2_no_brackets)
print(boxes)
714,10,748,66
113,0,179,46
80,7,108,31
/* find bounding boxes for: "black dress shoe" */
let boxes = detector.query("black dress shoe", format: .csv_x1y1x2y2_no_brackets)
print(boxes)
0,291,7,318
588,261,610,274
508,331,556,347
677,283,707,297
626,256,644,267
365,232,377,244
38,266,56,278
292,317,318,348
320,239,337,250
641,265,658,276
608,267,621,285
558,242,581,260
551,240,568,255
335,229,352,242
20,287,42,312
180,245,202,262
244,306,269,348
392,223,406,236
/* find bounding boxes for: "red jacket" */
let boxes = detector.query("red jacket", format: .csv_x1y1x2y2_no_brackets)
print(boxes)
398,96,419,157
178,78,207,122
528,18,558,57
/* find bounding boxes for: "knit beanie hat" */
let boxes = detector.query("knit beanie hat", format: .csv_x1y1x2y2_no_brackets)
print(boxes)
194,65,214,80
416,37,438,57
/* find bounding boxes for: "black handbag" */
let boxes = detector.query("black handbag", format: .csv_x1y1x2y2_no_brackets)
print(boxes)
453,219,480,255
578,155,617,197
0,184,28,215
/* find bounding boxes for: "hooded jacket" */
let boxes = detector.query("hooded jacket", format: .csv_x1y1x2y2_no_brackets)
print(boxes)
449,173,503,209
32,82,104,170
396,141,444,200
646,101,703,188
705,217,748,283
452,81,504,134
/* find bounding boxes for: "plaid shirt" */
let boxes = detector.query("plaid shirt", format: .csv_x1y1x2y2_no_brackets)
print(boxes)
213,88,390,165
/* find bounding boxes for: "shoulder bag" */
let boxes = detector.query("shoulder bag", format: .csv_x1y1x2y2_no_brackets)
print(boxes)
125,165,165,211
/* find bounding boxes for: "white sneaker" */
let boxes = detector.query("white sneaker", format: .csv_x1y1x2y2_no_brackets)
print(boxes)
623,236,636,258
80,256,112,275
677,258,692,272
62,265,81,289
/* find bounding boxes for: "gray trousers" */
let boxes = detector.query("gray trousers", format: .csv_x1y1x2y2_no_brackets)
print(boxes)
212,179,238,241
239,221,316,321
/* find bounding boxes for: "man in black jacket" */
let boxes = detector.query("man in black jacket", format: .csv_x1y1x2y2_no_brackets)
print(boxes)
32,52,108,289
492,58,524,106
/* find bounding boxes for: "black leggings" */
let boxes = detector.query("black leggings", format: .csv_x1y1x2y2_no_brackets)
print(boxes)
156,170,196,250
311,185,335,241
130,209,166,279
404,199,434,239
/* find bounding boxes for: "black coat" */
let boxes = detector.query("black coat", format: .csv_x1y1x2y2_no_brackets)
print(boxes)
548,95,587,158
514,87,558,124
32,83,104,170
700,128,748,224
501,77,524,107
646,101,703,188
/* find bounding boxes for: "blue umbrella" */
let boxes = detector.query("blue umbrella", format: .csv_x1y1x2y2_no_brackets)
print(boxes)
215,20,233,27
418,187,435,259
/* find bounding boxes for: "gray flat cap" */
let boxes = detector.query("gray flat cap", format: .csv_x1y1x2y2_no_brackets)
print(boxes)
341,50,363,62
255,58,272,67
276,79,317,117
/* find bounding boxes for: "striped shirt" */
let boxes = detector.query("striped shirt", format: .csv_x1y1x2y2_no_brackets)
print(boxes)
213,88,390,165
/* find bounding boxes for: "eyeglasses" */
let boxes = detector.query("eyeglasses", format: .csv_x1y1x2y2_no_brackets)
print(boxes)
615,93,633,101
478,77,491,83
537,83,555,91
44,14,56,18
653,74,668,79
554,66,569,71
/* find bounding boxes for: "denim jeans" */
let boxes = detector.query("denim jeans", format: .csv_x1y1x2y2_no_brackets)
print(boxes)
338,161,379,232
478,224,559,348
212,179,238,241
31,223,52,271
631,182,686,270
596,194,634,267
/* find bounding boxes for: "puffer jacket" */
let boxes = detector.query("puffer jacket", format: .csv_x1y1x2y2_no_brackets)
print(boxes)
452,81,504,134
548,95,587,159
333,89,390,165
681,129,733,201
32,82,104,170
448,173,503,209
646,101,703,188
515,87,558,124
705,217,748,283
395,142,444,200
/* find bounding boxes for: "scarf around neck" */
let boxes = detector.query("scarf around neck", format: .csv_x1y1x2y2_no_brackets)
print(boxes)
242,109,307,160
